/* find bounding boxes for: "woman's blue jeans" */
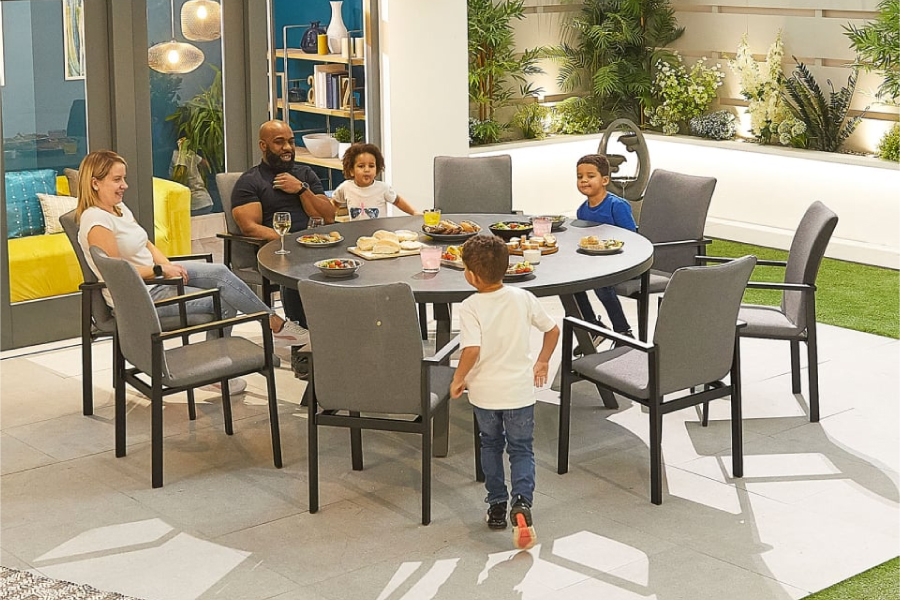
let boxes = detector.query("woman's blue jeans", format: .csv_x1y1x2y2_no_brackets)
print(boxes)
472,404,535,506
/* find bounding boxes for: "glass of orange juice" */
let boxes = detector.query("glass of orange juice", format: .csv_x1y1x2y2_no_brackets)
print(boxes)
423,208,442,227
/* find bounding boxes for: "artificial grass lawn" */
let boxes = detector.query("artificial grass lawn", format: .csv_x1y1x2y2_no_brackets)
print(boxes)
803,557,899,599
708,239,900,339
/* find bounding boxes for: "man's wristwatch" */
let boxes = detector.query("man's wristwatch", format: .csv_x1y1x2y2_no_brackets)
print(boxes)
152,264,163,277
298,181,310,195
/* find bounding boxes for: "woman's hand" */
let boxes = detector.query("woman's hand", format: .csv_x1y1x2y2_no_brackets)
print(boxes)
161,262,188,283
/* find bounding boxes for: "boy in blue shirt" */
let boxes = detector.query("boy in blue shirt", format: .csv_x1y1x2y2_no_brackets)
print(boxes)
573,154,636,342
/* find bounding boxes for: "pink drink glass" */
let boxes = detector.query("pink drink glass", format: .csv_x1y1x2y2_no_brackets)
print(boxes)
532,217,552,237
420,246,442,273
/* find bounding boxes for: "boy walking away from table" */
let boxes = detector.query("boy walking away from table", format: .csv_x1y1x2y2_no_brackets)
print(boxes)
572,154,636,349
331,143,419,220
451,235,560,550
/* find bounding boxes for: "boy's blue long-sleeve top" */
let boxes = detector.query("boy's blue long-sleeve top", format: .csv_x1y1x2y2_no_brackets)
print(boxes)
575,192,637,232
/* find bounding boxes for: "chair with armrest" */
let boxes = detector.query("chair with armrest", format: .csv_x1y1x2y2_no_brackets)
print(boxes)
700,201,838,423
559,255,756,504
59,209,214,416
90,246,282,488
216,172,277,306
298,279,464,525
613,169,716,341
433,155,515,214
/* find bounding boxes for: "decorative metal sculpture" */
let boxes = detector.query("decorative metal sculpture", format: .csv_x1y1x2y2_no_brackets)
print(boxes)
598,118,651,203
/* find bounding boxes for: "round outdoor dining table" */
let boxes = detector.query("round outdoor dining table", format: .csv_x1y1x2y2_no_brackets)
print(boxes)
258,213,653,454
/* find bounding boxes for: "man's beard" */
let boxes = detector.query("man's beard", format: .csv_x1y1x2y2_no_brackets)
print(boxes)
264,147,294,173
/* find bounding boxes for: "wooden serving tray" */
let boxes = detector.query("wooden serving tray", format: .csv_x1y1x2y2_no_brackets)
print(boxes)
348,246,421,260
508,245,560,256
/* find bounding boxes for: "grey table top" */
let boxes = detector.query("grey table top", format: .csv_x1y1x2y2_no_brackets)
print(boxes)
258,214,653,304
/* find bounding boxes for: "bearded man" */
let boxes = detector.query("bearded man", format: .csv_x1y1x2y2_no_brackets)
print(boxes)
231,120,336,330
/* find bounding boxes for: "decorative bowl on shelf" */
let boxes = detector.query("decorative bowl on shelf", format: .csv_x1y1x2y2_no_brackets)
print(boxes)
302,134,338,158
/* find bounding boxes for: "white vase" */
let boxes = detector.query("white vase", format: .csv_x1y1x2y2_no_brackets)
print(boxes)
326,1,347,54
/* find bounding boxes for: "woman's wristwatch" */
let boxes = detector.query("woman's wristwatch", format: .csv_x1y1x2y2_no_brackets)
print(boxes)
153,264,163,277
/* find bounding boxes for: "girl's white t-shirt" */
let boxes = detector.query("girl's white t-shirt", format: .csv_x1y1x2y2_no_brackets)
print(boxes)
332,180,397,220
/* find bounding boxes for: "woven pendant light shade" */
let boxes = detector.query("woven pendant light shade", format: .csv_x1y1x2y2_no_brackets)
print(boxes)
181,0,221,42
148,40,205,74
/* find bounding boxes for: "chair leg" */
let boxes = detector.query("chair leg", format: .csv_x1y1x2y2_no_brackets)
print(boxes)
81,299,94,416
473,415,484,482
151,386,164,488
807,326,820,423
265,366,283,469
790,340,802,394
307,386,319,514
731,338,744,479
637,270,650,342
701,401,710,427
187,390,197,420
221,379,234,435
422,425,432,526
350,412,363,471
649,399,663,505
418,303,428,340
558,369,572,475
113,335,126,457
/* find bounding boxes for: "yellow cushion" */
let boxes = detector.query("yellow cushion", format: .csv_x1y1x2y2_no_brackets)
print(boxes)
56,175,70,196
7,177,192,302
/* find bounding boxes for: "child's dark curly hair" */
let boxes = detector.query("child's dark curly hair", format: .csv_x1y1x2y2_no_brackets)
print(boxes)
461,235,509,284
576,154,611,177
342,143,385,179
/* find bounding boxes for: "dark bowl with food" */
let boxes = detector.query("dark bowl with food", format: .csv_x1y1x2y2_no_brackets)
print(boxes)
530,214,567,231
489,221,534,241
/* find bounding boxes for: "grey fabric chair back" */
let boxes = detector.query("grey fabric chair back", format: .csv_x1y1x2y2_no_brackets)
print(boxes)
299,280,425,414
653,255,756,395
216,172,258,273
60,210,116,332
781,201,838,330
90,246,165,378
433,155,513,213
638,169,716,274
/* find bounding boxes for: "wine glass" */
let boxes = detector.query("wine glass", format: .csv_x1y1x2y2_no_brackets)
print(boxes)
308,217,325,229
273,212,291,255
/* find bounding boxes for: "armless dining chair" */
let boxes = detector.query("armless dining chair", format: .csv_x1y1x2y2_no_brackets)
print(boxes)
60,210,214,417
297,279,465,525
701,201,838,423
433,155,514,214
559,255,756,504
90,246,282,488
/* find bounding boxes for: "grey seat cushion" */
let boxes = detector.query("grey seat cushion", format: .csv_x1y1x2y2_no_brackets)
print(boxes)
572,347,649,399
614,270,672,297
164,337,266,387
739,304,803,338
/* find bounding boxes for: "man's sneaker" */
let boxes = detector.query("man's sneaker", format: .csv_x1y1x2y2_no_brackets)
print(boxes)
200,378,248,395
291,346,310,381
510,496,536,550
611,329,634,349
273,321,310,348
485,502,508,530
573,334,605,356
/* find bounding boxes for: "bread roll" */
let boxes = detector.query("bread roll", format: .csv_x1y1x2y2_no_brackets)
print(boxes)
356,236,377,251
395,229,419,242
400,240,422,251
580,235,600,247
373,230,400,243
373,239,401,254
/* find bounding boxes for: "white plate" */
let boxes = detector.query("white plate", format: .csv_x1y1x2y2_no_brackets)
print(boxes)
297,234,343,248
578,241,625,255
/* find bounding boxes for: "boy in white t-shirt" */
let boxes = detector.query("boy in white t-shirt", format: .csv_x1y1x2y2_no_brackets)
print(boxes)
451,235,560,550
331,143,418,220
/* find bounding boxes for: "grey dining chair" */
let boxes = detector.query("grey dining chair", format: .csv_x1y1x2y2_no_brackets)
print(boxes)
613,169,716,340
433,155,514,214
216,172,278,306
559,255,757,504
90,246,282,488
297,279,462,525
701,201,838,423
60,209,214,417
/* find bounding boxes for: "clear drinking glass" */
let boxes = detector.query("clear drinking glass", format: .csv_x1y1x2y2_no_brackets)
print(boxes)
420,246,442,273
423,209,441,227
308,217,325,229
273,212,291,255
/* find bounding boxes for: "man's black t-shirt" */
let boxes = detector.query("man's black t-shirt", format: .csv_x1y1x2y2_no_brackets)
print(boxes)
231,160,325,232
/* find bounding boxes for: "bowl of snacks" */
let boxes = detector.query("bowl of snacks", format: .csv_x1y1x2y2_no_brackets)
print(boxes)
315,258,362,278
489,221,533,241
578,236,625,255
530,214,567,231
297,231,343,247
422,219,481,242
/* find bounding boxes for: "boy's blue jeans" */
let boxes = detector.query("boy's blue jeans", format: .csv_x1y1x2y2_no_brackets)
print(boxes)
573,286,632,333
472,404,535,506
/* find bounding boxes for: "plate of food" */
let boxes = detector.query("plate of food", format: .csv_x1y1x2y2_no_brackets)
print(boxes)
297,231,344,247
578,236,625,255
506,233,559,255
530,215,567,231
440,245,465,269
503,261,536,279
314,258,362,278
422,219,481,242
489,221,533,240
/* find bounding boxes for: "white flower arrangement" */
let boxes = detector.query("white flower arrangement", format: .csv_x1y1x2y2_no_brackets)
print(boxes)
646,53,725,135
729,31,792,144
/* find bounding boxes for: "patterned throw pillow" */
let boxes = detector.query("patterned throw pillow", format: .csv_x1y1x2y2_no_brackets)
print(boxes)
4,169,57,238
37,193,78,234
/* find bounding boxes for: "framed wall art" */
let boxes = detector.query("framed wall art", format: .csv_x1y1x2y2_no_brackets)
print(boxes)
63,0,85,80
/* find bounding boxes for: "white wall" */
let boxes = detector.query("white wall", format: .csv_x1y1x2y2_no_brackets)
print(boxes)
473,135,900,269
378,0,469,209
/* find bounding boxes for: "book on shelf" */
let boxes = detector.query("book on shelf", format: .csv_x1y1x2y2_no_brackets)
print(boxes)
326,70,347,110
313,64,346,109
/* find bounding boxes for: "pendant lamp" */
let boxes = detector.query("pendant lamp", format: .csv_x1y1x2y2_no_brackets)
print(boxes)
181,0,221,42
149,0,205,74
